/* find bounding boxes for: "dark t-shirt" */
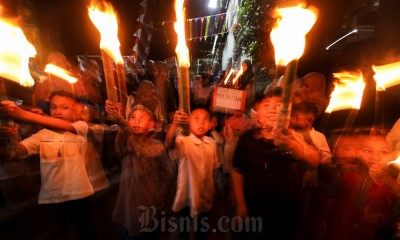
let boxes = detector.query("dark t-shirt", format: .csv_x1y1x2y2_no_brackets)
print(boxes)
232,130,305,211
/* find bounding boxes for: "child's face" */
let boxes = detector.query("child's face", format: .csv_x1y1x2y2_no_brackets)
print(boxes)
190,109,211,138
358,135,392,168
128,110,154,135
290,111,313,130
256,96,282,128
50,95,78,122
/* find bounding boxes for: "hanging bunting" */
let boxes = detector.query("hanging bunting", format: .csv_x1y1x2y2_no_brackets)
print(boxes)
205,16,210,40
214,15,219,30
194,18,199,41
209,16,215,37
200,17,204,41
217,14,224,36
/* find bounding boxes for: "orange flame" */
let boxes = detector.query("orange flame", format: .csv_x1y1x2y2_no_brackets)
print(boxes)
44,64,77,84
0,18,36,87
174,0,190,67
88,0,123,64
270,5,318,66
223,68,234,85
232,65,244,85
326,71,366,113
372,61,400,91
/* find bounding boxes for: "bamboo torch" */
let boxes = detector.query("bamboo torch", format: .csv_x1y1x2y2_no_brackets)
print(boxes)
372,61,400,129
174,0,191,135
270,6,318,130
88,0,125,104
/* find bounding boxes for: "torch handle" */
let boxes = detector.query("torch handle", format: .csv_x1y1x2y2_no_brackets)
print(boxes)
178,66,191,136
374,90,384,128
116,63,128,106
101,50,118,103
277,60,298,130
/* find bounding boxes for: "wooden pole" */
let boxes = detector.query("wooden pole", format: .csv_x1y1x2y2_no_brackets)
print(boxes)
277,60,298,130
178,66,191,135
116,62,128,106
100,50,118,103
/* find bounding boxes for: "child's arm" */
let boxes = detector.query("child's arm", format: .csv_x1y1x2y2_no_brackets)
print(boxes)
105,100,127,126
165,110,189,148
231,169,248,220
0,125,31,159
274,130,319,169
0,100,76,133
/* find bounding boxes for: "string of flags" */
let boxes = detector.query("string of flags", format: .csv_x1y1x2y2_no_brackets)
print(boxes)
187,8,239,41
158,7,239,41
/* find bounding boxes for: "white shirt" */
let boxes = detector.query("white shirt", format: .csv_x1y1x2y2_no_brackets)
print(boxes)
172,134,220,217
21,127,93,204
309,128,332,166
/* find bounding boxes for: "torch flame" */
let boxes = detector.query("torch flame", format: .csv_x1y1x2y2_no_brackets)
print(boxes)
44,64,78,84
88,0,123,64
326,71,366,113
232,65,244,86
174,0,190,67
372,61,400,91
270,5,318,66
0,18,36,87
223,68,234,85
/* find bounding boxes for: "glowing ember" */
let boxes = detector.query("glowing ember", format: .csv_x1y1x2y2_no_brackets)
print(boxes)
174,0,190,67
0,18,36,87
232,65,244,86
44,64,77,84
372,61,400,91
88,0,123,64
223,68,234,85
270,5,318,66
326,71,366,113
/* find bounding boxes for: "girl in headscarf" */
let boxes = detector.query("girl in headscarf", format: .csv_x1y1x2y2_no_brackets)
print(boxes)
236,59,256,114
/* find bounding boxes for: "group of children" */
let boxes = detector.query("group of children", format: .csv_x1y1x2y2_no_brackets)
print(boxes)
1,85,400,240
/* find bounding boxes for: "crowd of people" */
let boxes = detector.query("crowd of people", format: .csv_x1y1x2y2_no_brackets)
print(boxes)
0,51,400,240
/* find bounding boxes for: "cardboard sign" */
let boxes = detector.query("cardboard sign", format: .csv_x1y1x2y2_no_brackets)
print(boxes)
211,87,247,113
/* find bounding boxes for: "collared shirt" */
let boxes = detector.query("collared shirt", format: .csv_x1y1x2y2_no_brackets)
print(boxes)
172,133,220,217
21,128,93,204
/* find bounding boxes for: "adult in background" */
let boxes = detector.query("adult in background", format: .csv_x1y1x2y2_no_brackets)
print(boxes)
153,61,177,115
236,59,256,114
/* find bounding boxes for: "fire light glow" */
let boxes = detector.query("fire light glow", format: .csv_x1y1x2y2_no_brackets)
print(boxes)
0,18,36,87
88,0,123,64
372,61,400,91
174,0,190,67
325,71,366,113
270,5,318,66
223,68,234,85
232,65,244,86
44,64,77,84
